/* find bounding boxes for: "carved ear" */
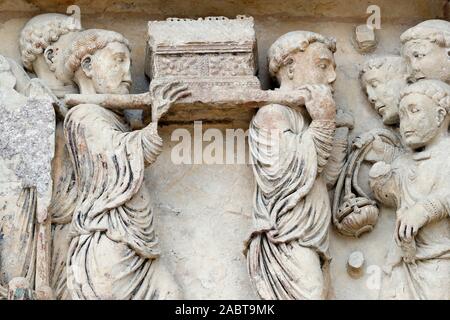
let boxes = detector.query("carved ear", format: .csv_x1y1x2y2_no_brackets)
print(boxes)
436,107,446,127
284,57,295,80
44,46,55,65
81,55,93,78
447,48,450,60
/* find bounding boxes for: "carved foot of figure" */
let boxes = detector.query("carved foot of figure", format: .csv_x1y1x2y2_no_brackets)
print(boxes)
7,277,33,300
35,285,55,300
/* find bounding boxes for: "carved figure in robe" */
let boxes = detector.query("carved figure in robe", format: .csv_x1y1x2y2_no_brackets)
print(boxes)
369,79,450,299
246,31,351,300
57,29,188,299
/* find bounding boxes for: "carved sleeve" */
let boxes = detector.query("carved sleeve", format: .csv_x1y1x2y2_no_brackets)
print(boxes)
421,197,450,223
140,121,164,167
323,126,348,189
381,144,402,164
307,120,336,173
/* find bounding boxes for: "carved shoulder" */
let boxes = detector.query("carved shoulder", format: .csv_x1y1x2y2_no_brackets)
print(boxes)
65,104,112,131
253,104,292,131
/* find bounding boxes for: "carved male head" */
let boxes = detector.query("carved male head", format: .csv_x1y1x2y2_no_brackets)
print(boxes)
0,56,16,89
268,31,337,90
19,13,82,89
401,20,450,84
360,56,408,125
399,79,450,150
63,29,132,94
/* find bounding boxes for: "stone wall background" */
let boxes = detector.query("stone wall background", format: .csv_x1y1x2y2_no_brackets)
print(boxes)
0,0,448,299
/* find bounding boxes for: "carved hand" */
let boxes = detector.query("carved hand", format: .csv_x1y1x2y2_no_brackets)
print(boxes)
300,84,336,121
150,82,191,122
365,135,393,163
395,204,428,243
336,109,354,129
368,160,392,179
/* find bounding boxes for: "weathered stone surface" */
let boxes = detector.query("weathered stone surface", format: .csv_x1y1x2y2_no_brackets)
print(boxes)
347,251,365,278
0,92,54,196
353,24,377,53
0,0,449,301
0,0,446,20
0,55,55,300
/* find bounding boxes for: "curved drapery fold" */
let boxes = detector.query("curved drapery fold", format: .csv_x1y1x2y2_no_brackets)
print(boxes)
246,104,334,300
64,104,166,299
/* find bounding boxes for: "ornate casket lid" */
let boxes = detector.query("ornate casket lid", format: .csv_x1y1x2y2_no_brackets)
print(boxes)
147,15,256,52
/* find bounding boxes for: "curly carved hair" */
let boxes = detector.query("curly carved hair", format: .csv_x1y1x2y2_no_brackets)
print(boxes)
64,29,130,77
400,79,450,113
400,19,450,48
268,31,336,80
19,13,82,72
360,56,408,83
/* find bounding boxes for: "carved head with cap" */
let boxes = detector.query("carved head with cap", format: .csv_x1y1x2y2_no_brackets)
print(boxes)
63,29,132,95
401,20,450,84
268,31,337,91
399,79,450,150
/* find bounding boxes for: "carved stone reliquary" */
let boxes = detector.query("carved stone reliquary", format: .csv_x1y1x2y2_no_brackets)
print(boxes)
145,16,260,92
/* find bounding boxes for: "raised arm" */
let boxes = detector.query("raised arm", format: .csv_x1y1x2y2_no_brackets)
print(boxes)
323,109,353,189
140,82,190,167
302,85,337,173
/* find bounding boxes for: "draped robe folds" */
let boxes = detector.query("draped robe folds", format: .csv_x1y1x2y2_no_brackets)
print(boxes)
370,140,450,300
64,104,177,300
0,84,55,299
48,122,77,300
246,104,335,300
0,187,37,299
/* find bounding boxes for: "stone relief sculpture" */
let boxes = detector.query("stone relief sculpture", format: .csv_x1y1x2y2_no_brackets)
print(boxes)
19,13,82,300
332,56,408,237
362,19,450,300
360,56,408,126
0,55,55,299
0,6,448,301
245,31,352,300
369,79,450,299
53,29,188,299
334,20,450,299
401,20,450,84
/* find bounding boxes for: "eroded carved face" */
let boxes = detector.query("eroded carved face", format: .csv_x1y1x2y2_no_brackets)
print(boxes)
86,42,132,94
362,68,406,125
403,40,450,83
47,32,80,86
289,42,336,88
399,93,443,149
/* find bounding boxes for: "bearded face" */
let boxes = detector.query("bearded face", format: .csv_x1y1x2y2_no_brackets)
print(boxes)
280,42,337,91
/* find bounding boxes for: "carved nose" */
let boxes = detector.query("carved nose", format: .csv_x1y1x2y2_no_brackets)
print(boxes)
123,71,132,83
328,71,337,84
